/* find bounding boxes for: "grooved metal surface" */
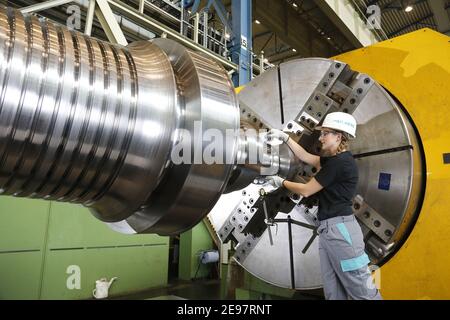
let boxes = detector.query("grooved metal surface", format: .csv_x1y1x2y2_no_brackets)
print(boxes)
0,7,239,234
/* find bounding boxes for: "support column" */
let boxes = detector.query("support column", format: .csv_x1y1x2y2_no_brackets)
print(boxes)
231,0,252,86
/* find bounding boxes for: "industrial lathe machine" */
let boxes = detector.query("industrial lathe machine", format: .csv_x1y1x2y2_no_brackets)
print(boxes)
0,7,448,299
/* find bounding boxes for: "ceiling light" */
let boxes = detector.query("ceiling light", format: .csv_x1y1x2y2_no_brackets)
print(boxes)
292,48,297,52
225,33,231,40
327,37,331,40
292,3,298,8
254,19,261,24
405,5,413,12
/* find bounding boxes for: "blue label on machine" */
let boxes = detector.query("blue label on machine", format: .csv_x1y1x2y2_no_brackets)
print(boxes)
378,173,391,191
444,153,450,164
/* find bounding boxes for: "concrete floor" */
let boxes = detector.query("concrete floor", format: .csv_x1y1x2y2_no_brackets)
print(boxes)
110,279,222,300
108,278,324,300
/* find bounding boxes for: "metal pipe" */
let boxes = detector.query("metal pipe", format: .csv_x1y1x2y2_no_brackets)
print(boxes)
287,215,296,289
194,12,199,43
84,0,96,35
203,11,208,48
180,0,184,35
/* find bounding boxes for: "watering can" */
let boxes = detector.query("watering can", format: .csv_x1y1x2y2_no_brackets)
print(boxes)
92,277,117,299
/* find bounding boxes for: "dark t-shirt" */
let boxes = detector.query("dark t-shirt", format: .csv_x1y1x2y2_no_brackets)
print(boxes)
314,151,359,221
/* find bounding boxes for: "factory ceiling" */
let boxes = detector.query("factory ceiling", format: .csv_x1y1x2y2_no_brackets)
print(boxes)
1,0,448,67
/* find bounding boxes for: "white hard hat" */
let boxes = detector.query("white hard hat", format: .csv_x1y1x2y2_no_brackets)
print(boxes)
316,112,357,138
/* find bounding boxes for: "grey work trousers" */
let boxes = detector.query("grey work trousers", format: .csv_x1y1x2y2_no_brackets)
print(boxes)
318,215,382,300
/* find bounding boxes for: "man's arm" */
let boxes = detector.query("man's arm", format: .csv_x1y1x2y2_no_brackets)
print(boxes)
283,177,323,198
286,138,321,170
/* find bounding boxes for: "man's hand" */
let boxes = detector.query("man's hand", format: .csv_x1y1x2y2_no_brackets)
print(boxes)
266,175,285,188
266,129,289,143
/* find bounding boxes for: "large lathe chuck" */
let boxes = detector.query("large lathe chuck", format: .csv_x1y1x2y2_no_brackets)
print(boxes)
209,58,424,290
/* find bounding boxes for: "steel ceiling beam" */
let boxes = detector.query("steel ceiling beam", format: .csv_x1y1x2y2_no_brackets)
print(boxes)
95,0,128,45
388,13,434,37
427,0,450,35
314,0,379,48
20,0,74,14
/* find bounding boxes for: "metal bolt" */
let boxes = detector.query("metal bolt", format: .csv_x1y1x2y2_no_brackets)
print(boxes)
374,220,381,227
287,123,293,129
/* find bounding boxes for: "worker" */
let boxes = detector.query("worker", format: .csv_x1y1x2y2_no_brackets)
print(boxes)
266,112,382,300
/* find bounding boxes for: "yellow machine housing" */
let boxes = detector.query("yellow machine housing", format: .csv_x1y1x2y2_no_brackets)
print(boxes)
335,29,450,299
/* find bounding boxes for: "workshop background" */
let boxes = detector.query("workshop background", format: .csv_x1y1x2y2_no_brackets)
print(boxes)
0,0,449,300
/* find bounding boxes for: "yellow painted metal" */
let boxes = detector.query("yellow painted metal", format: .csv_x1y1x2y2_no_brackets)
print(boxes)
334,29,450,299
235,86,245,94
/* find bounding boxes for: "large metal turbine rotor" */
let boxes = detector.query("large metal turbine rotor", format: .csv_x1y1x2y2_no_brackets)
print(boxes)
0,6,241,235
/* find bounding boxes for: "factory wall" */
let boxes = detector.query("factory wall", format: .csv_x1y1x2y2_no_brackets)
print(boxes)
0,197,169,299
179,222,215,280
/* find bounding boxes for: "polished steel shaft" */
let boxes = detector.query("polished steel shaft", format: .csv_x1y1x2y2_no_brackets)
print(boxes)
0,7,240,234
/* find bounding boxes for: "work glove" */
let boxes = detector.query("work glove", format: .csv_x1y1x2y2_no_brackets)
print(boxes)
266,175,285,188
266,129,289,144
